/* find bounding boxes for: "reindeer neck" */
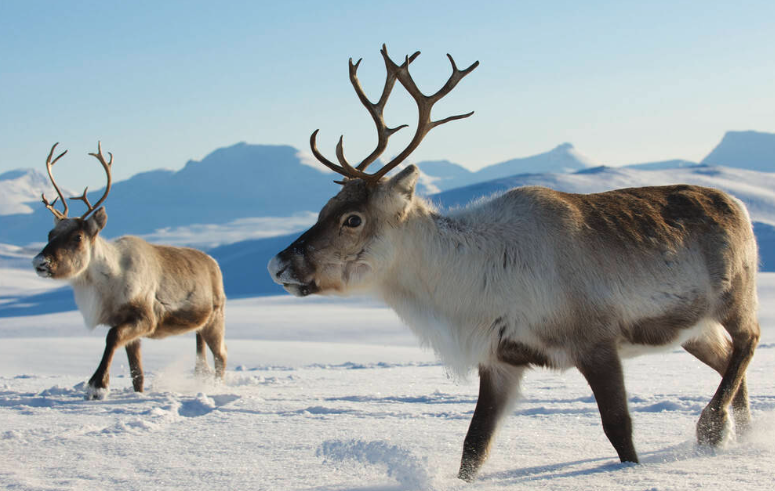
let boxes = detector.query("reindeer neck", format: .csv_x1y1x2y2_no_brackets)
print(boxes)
378,207,500,323
70,236,121,287
375,207,510,374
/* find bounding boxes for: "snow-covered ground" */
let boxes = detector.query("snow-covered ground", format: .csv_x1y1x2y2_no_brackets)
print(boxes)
1,264,774,490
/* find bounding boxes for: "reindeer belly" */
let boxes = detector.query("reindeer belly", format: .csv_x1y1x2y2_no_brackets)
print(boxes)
149,305,214,339
617,317,715,358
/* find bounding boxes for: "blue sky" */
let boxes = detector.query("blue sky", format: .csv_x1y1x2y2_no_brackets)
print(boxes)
1,0,773,190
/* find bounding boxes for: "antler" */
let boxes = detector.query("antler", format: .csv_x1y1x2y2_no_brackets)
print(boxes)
310,44,479,184
41,143,69,219
69,141,113,219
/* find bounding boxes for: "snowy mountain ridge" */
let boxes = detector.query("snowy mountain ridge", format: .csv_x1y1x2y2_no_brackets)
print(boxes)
2,130,773,246
0,168,73,216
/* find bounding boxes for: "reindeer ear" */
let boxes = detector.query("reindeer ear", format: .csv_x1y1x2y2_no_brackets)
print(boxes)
388,165,420,201
85,207,108,236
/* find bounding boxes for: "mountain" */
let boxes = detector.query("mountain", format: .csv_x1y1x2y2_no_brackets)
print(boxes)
474,142,594,182
0,143,340,246
416,143,594,192
415,160,474,193
0,142,593,245
0,169,73,216
702,130,775,172
2,132,773,248
209,233,295,297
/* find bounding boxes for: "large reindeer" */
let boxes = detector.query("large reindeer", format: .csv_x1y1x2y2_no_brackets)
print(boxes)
268,46,760,481
33,142,227,400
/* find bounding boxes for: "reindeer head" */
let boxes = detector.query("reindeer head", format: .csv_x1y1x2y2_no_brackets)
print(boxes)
32,142,113,280
268,45,477,296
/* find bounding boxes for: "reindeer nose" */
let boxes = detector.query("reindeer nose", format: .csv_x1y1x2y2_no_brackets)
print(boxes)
32,254,52,276
267,255,286,283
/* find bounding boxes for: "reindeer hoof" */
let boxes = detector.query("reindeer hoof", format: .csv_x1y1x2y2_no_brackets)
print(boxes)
458,462,479,483
697,407,729,446
85,384,109,400
195,364,214,379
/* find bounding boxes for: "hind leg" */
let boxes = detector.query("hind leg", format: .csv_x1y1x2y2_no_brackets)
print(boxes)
125,340,144,392
694,311,759,446
683,322,752,435
200,310,227,380
194,332,212,378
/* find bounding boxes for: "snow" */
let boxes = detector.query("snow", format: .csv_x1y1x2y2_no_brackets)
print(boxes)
135,213,318,250
1,264,774,490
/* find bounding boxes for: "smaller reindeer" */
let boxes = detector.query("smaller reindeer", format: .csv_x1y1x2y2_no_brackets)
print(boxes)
32,142,227,399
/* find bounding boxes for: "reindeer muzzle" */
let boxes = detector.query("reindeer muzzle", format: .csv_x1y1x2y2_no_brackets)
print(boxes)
32,254,53,278
267,254,318,297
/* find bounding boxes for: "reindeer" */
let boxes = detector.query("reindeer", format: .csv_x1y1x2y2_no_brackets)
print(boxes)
268,46,760,481
32,142,227,400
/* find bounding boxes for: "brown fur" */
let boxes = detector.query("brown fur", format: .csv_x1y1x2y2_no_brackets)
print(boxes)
270,169,760,480
33,209,227,399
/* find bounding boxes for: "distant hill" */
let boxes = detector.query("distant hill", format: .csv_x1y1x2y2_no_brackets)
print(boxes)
416,143,594,192
0,169,72,216
209,234,294,297
0,143,340,245
0,141,595,245
2,131,774,248
474,142,595,182
702,130,775,172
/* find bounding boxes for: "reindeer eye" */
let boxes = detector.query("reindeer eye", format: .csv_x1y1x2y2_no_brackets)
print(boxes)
344,215,362,228
73,234,82,243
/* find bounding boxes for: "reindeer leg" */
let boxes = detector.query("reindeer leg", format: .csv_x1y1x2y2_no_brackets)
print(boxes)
730,376,751,433
576,344,638,463
87,313,152,400
125,339,144,392
697,312,759,446
200,311,227,380
87,327,123,400
458,364,524,482
683,324,752,435
195,331,211,378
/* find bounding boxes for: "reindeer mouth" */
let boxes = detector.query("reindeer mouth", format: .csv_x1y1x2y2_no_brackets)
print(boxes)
282,282,319,297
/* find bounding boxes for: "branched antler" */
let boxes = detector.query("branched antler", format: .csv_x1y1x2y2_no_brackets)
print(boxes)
310,44,478,184
41,143,69,220
40,141,113,220
70,141,113,219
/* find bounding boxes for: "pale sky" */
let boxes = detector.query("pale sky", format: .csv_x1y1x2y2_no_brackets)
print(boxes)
1,0,773,190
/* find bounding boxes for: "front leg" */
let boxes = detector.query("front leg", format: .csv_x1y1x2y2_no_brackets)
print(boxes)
459,364,524,482
87,317,152,400
87,327,122,400
576,344,638,463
